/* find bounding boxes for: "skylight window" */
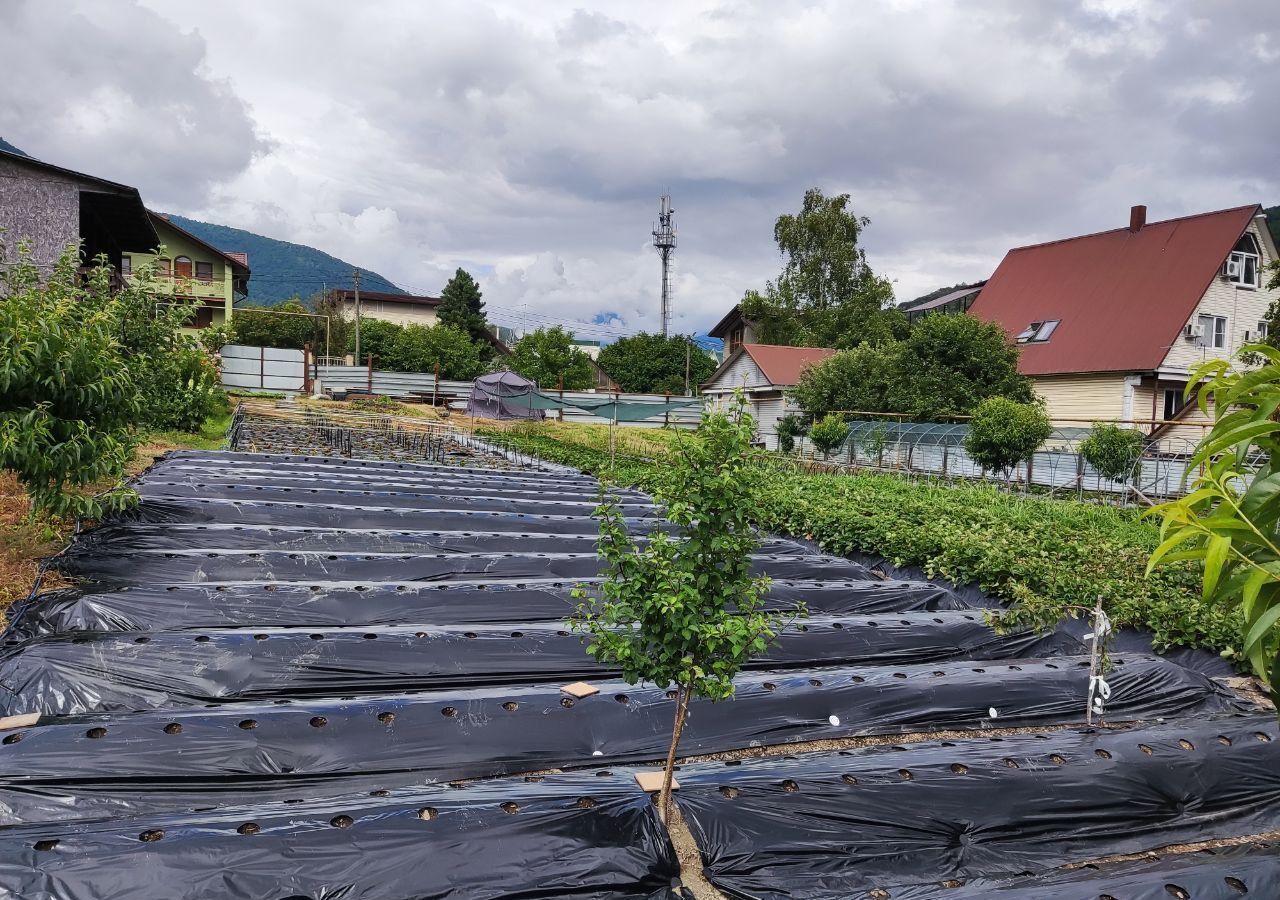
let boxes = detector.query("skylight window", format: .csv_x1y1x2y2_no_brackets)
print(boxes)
1033,320,1060,342
1015,320,1060,343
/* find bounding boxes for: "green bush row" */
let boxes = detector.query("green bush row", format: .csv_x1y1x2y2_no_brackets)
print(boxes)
482,425,1241,655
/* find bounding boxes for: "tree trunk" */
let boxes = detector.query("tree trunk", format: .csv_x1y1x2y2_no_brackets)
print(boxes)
658,682,692,824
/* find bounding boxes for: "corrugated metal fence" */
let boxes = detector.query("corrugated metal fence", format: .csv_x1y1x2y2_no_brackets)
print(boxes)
312,365,703,429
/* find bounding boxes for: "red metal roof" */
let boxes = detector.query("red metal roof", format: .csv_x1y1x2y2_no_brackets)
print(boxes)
740,343,835,385
967,205,1259,376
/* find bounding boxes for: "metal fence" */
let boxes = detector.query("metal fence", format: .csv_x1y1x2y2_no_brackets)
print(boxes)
781,418,1247,502
312,365,703,429
221,345,305,393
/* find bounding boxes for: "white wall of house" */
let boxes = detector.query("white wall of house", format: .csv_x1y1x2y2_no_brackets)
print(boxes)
1161,218,1279,372
704,353,799,450
1032,374,1128,422
343,299,439,327
710,352,769,390
704,388,798,451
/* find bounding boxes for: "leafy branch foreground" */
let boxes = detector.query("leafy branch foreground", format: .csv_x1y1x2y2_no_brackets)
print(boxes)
480,425,1241,655
569,402,803,822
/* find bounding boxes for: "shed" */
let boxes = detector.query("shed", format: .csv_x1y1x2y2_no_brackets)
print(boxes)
701,343,835,450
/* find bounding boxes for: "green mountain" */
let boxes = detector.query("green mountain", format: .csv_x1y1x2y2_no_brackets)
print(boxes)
166,214,405,306
0,137,29,156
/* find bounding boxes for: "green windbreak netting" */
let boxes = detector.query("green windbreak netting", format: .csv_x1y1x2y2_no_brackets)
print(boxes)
560,396,701,422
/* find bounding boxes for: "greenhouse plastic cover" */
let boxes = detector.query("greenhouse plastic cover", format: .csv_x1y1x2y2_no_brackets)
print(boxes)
675,716,1280,899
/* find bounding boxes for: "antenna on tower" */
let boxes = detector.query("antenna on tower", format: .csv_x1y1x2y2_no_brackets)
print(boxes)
652,194,676,337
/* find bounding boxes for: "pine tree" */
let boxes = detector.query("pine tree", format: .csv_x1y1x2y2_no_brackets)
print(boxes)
437,268,491,357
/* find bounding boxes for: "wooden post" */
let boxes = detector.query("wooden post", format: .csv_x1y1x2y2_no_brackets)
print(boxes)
303,342,312,394
366,353,373,393
664,391,671,428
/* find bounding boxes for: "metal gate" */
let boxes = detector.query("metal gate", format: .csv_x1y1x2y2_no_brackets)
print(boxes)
220,345,306,393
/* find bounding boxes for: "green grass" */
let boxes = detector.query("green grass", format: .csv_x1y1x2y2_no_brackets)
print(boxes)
145,407,235,450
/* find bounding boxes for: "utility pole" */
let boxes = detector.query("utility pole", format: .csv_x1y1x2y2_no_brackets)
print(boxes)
352,269,362,363
652,195,676,338
684,337,691,396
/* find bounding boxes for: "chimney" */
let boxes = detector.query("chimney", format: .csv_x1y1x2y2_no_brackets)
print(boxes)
1129,205,1146,233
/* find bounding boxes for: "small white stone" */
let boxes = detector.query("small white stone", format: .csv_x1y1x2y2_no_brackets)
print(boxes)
591,750,603,757
828,715,840,726
988,707,999,719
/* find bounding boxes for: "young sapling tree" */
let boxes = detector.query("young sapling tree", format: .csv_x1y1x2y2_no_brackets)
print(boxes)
571,394,805,821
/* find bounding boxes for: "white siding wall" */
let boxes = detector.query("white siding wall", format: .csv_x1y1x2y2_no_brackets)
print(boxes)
1033,374,1128,422
1161,219,1279,372
704,353,768,391
343,300,439,327
754,396,788,449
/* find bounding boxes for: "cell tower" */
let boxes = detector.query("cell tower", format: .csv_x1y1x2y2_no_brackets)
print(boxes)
652,194,676,337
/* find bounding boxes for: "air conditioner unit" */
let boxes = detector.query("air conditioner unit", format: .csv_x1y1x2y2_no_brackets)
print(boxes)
1183,323,1198,341
1224,259,1242,278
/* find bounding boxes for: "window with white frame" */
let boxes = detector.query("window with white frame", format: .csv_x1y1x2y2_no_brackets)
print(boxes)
1225,235,1260,288
1259,321,1269,340
1163,388,1184,421
1198,314,1227,349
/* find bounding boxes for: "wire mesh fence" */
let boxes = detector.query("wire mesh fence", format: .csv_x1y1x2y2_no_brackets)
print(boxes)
780,417,1258,504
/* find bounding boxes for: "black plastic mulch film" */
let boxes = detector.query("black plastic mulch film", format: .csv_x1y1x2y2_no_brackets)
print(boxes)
0,655,1245,827
0,613,1087,716
0,449,1268,900
888,841,1280,900
10,578,963,636
675,717,1280,899
0,771,684,900
54,548,874,585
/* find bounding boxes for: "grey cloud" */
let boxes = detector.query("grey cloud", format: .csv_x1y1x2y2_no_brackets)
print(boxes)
6,0,1277,328
0,0,265,208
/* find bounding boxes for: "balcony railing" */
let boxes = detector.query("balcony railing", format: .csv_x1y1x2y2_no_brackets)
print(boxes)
123,271,229,299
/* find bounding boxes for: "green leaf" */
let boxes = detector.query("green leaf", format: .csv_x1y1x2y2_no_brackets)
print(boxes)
1243,603,1280,655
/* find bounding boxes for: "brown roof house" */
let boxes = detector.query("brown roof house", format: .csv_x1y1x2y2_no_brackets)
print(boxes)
701,343,835,450
968,204,1279,448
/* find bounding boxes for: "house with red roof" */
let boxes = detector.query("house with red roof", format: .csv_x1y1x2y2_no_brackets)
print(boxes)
701,343,836,449
968,204,1279,443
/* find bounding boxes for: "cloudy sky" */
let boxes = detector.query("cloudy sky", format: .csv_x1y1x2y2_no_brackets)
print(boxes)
3,0,1278,339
